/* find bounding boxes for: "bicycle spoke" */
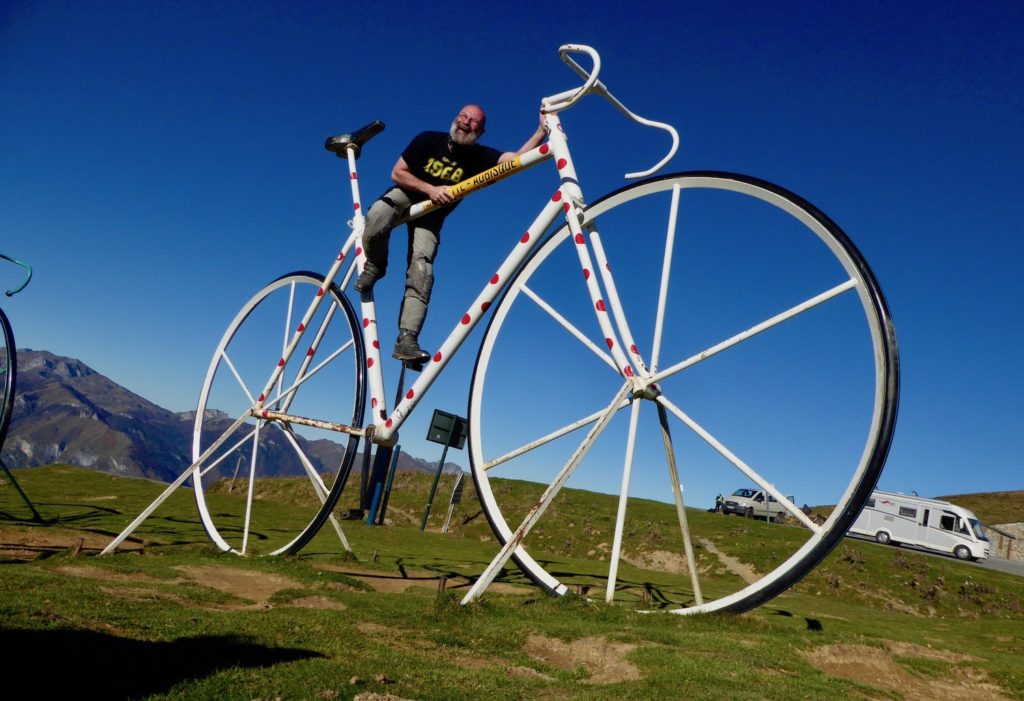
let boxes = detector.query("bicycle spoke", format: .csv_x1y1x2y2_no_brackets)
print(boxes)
276,424,352,553
218,348,259,406
655,393,819,531
520,283,618,372
463,382,632,604
650,183,682,372
606,398,642,602
197,424,259,479
269,336,353,411
276,282,298,403
282,283,294,351
274,423,330,496
656,402,703,605
273,296,342,413
650,278,858,387
482,395,631,471
241,423,262,555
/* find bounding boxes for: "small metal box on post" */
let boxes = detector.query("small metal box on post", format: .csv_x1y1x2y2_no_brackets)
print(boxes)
421,409,466,531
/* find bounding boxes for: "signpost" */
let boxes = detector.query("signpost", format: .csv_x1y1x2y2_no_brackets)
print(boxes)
421,409,466,531
441,472,466,534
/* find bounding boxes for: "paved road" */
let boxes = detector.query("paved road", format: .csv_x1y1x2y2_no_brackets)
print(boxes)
974,555,1024,577
844,534,1024,578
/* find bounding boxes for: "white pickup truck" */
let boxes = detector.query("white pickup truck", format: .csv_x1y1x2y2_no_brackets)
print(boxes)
721,488,792,523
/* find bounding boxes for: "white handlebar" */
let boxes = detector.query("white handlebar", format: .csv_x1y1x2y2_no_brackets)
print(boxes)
542,45,602,113
542,44,679,179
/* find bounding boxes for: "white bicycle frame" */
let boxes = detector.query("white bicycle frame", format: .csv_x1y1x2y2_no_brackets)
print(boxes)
252,44,680,451
99,44,679,557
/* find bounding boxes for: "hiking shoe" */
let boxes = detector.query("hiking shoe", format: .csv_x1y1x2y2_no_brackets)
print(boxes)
393,332,430,363
354,269,379,293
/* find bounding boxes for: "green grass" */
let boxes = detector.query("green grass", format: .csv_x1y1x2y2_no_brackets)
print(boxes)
2,465,1023,700
937,489,1024,526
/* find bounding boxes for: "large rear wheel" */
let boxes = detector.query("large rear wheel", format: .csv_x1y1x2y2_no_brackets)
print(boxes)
192,272,366,555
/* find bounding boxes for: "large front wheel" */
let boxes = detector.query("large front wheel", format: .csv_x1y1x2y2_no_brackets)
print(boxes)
192,272,366,555
468,172,898,614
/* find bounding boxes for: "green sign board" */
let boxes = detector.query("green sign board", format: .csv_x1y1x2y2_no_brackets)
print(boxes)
427,409,466,450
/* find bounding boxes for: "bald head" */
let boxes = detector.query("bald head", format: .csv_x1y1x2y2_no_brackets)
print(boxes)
451,104,486,145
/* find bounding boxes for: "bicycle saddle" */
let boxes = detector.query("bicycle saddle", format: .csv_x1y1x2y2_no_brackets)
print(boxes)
325,121,385,159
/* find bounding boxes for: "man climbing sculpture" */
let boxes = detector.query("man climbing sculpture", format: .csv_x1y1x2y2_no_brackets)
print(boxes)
355,104,547,362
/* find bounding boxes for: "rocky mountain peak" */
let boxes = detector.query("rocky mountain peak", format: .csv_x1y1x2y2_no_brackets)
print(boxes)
17,349,96,380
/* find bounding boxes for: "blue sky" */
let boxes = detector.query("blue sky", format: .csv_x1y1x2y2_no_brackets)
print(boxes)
2,0,1022,509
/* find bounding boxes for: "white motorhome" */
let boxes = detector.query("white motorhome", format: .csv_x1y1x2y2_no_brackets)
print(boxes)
849,490,990,561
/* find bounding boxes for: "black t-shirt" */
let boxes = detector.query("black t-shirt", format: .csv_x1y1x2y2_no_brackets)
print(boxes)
398,132,503,219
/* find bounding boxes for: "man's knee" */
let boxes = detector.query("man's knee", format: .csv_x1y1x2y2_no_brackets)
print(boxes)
409,257,434,284
406,258,434,302
364,201,397,241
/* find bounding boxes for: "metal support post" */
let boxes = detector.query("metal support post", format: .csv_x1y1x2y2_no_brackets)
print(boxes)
0,459,43,522
421,442,450,531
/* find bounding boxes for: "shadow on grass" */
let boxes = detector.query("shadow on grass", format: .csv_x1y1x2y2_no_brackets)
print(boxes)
383,556,698,609
0,627,322,697
773,608,825,631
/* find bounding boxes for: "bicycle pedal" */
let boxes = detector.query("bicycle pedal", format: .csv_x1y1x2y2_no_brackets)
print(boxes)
399,358,426,372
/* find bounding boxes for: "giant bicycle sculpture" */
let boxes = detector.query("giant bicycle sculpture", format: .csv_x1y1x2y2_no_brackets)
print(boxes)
106,45,899,615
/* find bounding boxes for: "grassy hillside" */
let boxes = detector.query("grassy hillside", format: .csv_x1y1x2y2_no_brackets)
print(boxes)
1,466,1023,700
937,490,1024,525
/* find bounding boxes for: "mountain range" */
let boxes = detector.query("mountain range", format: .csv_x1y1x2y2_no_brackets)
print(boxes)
3,349,462,482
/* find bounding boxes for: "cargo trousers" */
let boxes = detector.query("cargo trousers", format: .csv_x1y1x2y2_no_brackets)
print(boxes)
360,187,448,336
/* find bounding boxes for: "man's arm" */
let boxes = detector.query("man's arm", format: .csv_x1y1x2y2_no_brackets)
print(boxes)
497,111,548,164
391,157,454,205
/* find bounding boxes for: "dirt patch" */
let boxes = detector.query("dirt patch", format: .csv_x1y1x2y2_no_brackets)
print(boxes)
57,559,526,611
323,565,446,593
523,634,641,684
289,594,347,610
698,538,758,583
58,564,183,585
58,563,343,610
175,565,302,607
98,585,188,605
320,564,531,596
622,548,693,575
804,642,1012,700
1,529,142,560
507,665,554,681
58,565,200,608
